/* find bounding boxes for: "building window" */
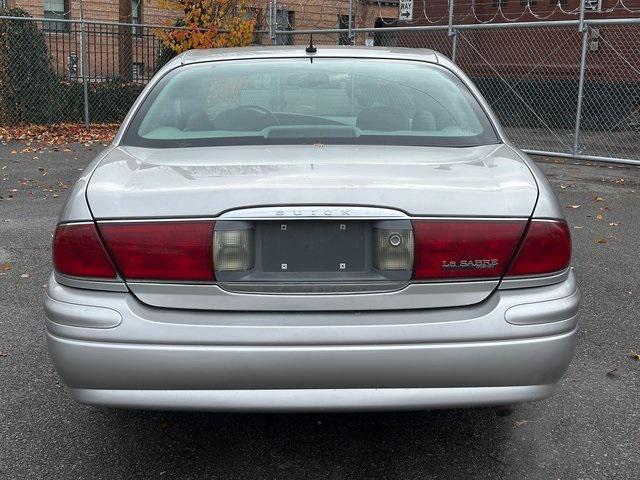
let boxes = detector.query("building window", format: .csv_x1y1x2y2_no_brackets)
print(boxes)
132,62,144,80
131,0,143,35
276,9,293,46
43,0,70,32
373,18,396,47
584,0,602,11
245,7,262,44
68,52,78,77
338,15,350,45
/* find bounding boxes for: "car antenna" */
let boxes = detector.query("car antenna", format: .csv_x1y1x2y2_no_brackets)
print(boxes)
305,34,317,55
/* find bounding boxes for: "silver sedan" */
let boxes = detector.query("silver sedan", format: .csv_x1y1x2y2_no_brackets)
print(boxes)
45,46,579,411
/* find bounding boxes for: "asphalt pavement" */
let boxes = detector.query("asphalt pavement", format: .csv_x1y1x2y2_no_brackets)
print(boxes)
1,143,638,479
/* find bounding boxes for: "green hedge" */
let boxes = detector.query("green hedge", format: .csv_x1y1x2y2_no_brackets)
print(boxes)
0,8,145,125
0,8,63,124
60,81,145,123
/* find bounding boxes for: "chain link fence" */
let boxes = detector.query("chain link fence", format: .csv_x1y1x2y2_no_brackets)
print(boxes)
0,15,172,126
0,10,639,165
276,20,640,165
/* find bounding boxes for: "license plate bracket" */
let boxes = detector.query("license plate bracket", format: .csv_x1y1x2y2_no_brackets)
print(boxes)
261,221,366,273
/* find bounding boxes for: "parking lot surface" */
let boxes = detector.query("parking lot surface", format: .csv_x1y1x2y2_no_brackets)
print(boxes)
1,143,639,479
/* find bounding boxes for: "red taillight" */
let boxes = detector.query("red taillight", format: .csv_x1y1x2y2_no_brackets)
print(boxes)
53,223,118,279
506,220,571,277
98,221,215,281
412,220,526,280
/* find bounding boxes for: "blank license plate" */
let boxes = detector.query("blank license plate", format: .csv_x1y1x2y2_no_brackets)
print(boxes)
261,221,366,273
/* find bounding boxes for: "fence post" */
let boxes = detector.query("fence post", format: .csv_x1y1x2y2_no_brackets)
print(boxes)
573,26,590,156
578,0,585,32
448,0,455,37
269,0,277,45
348,0,354,44
451,29,458,63
79,0,90,129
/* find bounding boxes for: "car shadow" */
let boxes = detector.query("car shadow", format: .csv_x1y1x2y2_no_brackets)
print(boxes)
76,406,523,479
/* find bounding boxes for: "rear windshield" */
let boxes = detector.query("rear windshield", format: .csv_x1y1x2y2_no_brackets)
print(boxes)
122,57,499,148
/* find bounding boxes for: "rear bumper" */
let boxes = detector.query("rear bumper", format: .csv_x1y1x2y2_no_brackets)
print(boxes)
45,272,580,411
69,385,558,412
49,330,575,411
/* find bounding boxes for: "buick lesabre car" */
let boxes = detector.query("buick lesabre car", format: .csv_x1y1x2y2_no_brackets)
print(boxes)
46,46,580,411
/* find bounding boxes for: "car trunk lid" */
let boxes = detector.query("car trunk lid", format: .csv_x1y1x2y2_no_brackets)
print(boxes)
87,143,539,311
87,144,536,219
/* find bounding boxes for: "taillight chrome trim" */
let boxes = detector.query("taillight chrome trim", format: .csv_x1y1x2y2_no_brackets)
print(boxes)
94,215,531,223
218,281,409,295
126,279,500,310
218,206,409,220
54,272,128,291
55,220,95,226
499,268,571,290
96,217,217,223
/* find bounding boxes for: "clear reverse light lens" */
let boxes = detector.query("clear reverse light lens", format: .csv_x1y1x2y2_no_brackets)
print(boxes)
373,229,414,271
214,229,254,272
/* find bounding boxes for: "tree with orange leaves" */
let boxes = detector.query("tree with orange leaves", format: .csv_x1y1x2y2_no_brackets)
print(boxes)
159,0,256,54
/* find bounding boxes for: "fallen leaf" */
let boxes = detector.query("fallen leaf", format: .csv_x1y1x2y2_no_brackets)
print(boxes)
0,123,118,146
595,196,604,202
595,214,603,220
20,273,29,278
630,351,640,361
566,205,581,209
159,419,175,431
608,222,620,227
514,420,528,428
1,262,11,272
573,226,583,229
596,238,607,244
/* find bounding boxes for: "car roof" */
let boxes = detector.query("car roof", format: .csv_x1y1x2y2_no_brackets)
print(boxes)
179,46,440,65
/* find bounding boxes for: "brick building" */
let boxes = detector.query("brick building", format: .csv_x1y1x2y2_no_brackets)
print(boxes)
405,0,640,25
4,0,400,31
400,0,640,83
396,0,640,131
1,1,399,80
